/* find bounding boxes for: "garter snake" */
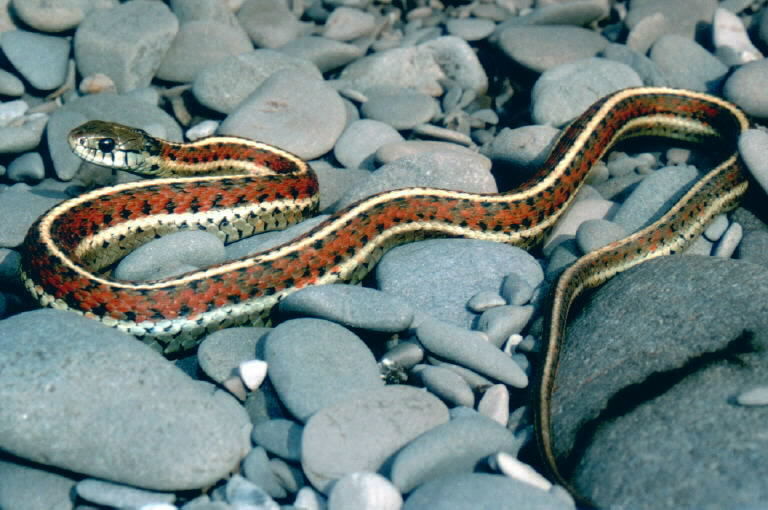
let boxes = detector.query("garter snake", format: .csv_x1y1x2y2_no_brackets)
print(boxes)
20,87,751,497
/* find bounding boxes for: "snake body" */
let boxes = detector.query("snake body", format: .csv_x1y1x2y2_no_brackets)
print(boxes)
20,87,750,493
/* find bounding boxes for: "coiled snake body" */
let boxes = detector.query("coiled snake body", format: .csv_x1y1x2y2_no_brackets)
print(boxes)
20,87,751,496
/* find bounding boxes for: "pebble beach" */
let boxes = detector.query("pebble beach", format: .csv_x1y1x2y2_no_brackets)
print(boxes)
1,0,768,509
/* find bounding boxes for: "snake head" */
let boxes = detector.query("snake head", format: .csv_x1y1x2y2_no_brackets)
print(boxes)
68,120,161,173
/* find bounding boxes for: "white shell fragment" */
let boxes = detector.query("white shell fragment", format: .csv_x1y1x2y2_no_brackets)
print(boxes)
735,386,768,407
239,359,269,391
490,452,552,492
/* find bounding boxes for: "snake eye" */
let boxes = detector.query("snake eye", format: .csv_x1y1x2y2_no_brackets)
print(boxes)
98,138,116,153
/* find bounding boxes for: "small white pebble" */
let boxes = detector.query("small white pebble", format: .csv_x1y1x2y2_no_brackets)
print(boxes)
186,120,219,141
294,486,327,510
327,472,402,510
79,73,117,94
239,359,268,391
713,221,743,258
703,214,730,242
477,384,510,426
504,333,524,355
0,99,28,127
736,386,768,406
491,452,552,491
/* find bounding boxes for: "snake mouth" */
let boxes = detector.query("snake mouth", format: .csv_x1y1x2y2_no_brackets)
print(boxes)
70,141,139,170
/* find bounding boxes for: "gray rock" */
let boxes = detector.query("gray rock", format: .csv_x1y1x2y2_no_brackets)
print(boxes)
414,364,475,408
6,152,45,183
553,256,768,509
419,36,488,95
198,327,270,384
575,218,628,253
265,318,384,421
466,290,506,312
497,25,608,73
542,198,618,256
192,50,323,114
225,474,280,509
0,68,24,96
74,1,179,92
323,7,376,41
740,129,768,198
0,457,77,510
225,214,329,260
0,248,22,291
251,418,303,462
0,309,251,490
545,239,580,281
404,473,575,509
703,214,730,242
376,239,543,328
649,34,729,93
611,165,699,234
75,478,175,507
269,457,304,493
737,230,768,269
302,385,449,493
12,0,117,33
389,415,526,493
735,386,768,406
515,0,609,25
415,317,528,388
156,20,253,83
601,43,668,87
237,0,304,49
241,447,287,499
476,305,535,347
113,230,226,281
312,166,369,211
278,36,363,73
169,0,241,25
361,87,440,130
427,357,494,391
47,109,89,181
1,30,70,91
333,119,404,169
500,273,535,306
334,151,495,210
374,141,481,166
445,18,496,41
278,284,414,332
477,384,510,426
531,58,642,127
0,114,48,154
486,125,560,169
327,472,403,510
724,59,768,119
712,221,743,258
219,69,346,160
625,0,718,40
0,182,68,248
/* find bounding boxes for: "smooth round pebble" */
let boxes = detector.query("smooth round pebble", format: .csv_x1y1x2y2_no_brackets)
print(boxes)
334,151,495,209
739,129,768,197
1,30,71,91
278,36,364,73
241,447,287,499
416,317,528,388
237,0,303,49
0,114,49,154
737,231,768,268
361,88,440,130
197,327,269,384
649,34,729,93
74,1,179,92
6,152,45,182
414,364,475,408
0,69,24,96
477,384,510,426
531,58,642,127
735,386,768,406
476,305,535,348
377,239,542,328
712,7,763,66
0,99,28,126
75,478,175,508
225,474,280,510
302,385,449,493
0,309,251,491
487,125,560,169
500,273,535,306
12,0,117,32
380,342,425,373
724,59,768,119
156,20,252,83
323,7,377,41
192,50,322,114
0,182,68,248
219,69,346,160
575,219,628,253
446,18,495,41
327,472,403,510
601,43,668,87
278,284,414,333
712,222,743,258
611,165,699,234
703,214,730,242
251,419,304,462
497,25,608,73
374,140,483,165
543,198,618,256
515,0,609,25
114,230,226,281
46,109,89,181
467,290,507,312
404,473,575,510
265,318,384,422
333,119,404,169
0,459,77,510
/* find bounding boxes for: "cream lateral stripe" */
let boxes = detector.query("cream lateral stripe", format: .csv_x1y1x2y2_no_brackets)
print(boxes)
72,197,314,260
